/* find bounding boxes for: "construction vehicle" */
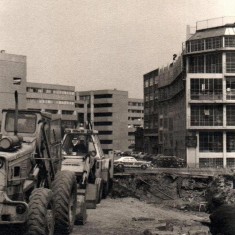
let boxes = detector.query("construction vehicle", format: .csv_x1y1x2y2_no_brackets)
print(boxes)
61,125,114,222
0,91,77,235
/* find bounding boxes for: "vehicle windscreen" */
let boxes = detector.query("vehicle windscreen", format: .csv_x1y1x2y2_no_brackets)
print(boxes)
5,112,36,133
62,134,88,154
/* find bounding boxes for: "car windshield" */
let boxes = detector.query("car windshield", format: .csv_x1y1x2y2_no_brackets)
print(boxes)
5,112,36,133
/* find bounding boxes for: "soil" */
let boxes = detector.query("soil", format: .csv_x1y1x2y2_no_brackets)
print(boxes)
72,197,210,235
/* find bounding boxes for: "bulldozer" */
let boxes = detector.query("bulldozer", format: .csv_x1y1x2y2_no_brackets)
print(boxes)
61,125,114,222
0,91,77,235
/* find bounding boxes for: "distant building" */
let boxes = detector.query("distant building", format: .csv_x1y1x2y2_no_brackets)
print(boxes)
26,82,85,129
144,16,235,168
143,69,159,154
78,90,129,153
0,52,27,117
128,98,144,149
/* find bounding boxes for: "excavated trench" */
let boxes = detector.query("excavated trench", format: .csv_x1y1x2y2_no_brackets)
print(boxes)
111,172,235,234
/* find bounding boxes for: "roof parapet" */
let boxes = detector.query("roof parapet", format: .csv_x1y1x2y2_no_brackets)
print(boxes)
196,16,235,31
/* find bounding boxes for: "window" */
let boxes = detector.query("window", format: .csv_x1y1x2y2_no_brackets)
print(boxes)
94,94,113,99
94,112,112,117
62,110,74,115
98,131,112,135
205,37,222,50
144,80,149,88
205,53,222,73
190,78,222,100
227,132,235,152
94,103,112,108
94,122,112,126
226,77,235,100
225,36,235,47
191,105,223,126
227,105,235,125
199,158,223,168
5,112,36,133
226,52,235,73
188,55,204,73
190,39,204,52
199,132,223,152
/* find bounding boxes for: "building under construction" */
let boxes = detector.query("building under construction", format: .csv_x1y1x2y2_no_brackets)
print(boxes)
144,17,235,168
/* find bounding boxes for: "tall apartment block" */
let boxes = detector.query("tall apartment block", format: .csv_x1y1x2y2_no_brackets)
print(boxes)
78,90,129,153
0,52,27,117
128,98,144,148
144,17,235,168
26,82,85,129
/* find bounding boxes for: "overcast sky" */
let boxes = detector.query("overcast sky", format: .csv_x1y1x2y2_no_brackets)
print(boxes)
1,0,235,98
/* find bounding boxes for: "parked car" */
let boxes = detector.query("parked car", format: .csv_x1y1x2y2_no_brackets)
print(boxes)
120,151,132,156
154,155,186,168
114,156,151,170
114,150,122,156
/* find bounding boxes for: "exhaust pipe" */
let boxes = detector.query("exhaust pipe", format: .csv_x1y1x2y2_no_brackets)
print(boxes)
14,90,18,136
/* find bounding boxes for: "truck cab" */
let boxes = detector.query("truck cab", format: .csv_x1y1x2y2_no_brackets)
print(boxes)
61,127,113,209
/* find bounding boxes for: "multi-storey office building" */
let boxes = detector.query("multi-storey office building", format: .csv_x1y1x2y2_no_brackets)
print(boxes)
78,90,129,153
0,52,27,117
144,57,186,156
144,17,235,168
128,98,144,148
185,17,235,168
26,82,85,129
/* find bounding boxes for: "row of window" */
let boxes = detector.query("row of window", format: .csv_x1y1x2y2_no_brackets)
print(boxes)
27,87,74,95
190,104,235,126
199,132,235,152
27,98,74,105
190,77,235,100
128,109,143,113
186,36,235,53
128,102,143,106
188,52,235,73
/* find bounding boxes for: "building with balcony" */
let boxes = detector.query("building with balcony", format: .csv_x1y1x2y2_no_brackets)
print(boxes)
26,82,85,130
78,90,129,153
185,17,235,168
128,98,144,149
144,17,235,168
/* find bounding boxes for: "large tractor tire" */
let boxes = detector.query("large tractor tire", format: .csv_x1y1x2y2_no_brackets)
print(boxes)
52,171,77,235
27,188,55,235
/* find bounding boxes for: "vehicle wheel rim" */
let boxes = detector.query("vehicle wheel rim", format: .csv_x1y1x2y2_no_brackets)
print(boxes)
46,208,54,235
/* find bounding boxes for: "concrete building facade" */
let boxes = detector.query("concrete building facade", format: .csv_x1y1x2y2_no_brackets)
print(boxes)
26,82,85,130
128,98,144,149
144,17,235,168
78,90,129,153
185,17,235,168
0,52,27,117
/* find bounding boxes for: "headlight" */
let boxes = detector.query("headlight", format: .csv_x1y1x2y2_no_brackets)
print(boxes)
0,138,11,150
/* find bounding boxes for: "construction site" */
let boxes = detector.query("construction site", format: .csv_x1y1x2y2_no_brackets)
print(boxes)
74,168,235,235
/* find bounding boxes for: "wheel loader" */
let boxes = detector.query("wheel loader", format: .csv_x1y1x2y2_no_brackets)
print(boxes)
61,125,114,223
0,91,77,235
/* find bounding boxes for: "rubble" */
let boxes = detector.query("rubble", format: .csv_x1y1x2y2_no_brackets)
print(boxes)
112,172,235,213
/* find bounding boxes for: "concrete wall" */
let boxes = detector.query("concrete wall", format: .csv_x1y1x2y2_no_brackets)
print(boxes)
0,52,27,119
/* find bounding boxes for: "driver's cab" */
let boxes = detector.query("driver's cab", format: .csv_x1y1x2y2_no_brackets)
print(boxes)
62,128,103,159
